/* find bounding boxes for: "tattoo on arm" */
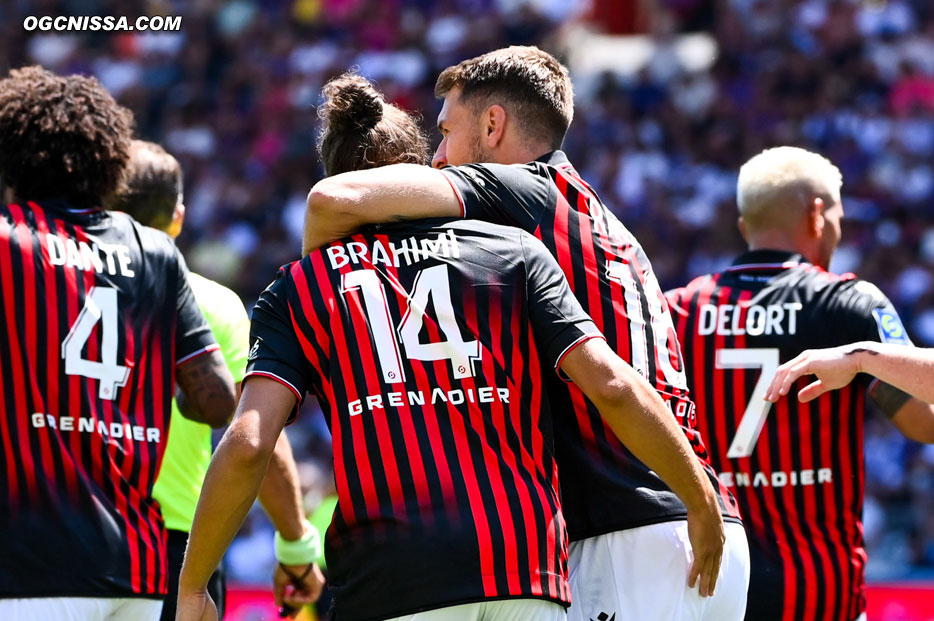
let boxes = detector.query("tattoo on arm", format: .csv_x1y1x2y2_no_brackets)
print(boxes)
847,347,879,357
176,351,236,426
869,381,912,418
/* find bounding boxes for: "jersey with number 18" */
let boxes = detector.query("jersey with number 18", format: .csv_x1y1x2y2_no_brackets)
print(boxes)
666,249,912,621
0,200,217,600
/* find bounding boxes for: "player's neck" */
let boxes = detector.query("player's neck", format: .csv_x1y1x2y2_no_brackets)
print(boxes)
746,235,816,264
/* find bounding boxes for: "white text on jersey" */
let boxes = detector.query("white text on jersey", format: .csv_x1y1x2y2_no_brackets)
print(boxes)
326,229,461,270
349,386,511,416
44,233,135,277
698,302,802,336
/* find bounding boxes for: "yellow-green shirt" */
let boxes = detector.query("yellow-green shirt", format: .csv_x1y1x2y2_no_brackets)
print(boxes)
153,272,250,532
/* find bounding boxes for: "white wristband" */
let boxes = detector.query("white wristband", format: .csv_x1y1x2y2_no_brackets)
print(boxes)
274,520,322,566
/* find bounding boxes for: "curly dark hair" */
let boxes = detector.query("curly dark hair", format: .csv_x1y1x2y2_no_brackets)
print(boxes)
0,65,133,209
316,72,429,176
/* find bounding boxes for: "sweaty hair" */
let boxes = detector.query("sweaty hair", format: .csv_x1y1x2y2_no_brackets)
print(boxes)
737,146,843,231
316,73,429,176
108,140,182,231
435,46,574,150
0,65,133,210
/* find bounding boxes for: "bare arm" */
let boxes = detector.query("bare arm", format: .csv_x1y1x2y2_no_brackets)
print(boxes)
303,164,461,254
258,431,307,539
176,350,237,428
766,342,934,443
177,377,323,620
559,338,725,597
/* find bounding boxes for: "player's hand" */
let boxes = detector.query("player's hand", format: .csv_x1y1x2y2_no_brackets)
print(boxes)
175,588,218,621
686,498,725,598
274,562,325,618
765,344,867,404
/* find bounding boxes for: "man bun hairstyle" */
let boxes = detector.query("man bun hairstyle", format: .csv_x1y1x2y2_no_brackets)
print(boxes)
108,140,182,230
317,73,430,176
0,65,133,209
435,46,574,150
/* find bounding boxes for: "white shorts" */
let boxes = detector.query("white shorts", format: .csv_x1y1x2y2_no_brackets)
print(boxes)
567,520,750,621
0,597,163,620
384,598,566,620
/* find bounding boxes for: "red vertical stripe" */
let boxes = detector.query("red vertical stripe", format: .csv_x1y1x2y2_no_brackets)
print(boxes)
0,207,39,504
32,208,80,503
308,251,381,520
372,257,463,522
552,178,575,288
9,205,59,509
483,284,538,595
813,393,839,619
339,239,407,517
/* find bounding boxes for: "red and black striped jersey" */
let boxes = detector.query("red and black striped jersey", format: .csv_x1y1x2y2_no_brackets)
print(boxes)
666,249,911,621
0,201,217,599
246,220,601,620
441,151,739,540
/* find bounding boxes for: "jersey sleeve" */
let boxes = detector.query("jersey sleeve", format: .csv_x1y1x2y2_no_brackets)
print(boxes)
846,281,913,346
440,162,554,232
520,231,604,376
174,250,219,365
244,270,311,416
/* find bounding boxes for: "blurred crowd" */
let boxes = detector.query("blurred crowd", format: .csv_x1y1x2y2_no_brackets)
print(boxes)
5,0,934,582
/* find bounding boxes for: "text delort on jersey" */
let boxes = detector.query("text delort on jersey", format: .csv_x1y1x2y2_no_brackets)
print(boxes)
697,302,802,336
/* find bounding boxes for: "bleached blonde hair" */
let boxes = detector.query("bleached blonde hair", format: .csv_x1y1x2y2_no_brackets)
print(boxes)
737,146,842,229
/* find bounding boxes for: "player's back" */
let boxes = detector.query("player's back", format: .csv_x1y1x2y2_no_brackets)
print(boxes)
247,219,601,619
666,249,901,621
441,152,739,539
0,200,206,598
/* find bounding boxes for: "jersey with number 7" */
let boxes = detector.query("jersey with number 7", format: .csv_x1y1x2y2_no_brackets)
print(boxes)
665,249,911,621
0,201,218,599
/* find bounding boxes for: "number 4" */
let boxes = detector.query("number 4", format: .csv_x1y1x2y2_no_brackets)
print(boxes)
62,286,130,400
715,348,779,458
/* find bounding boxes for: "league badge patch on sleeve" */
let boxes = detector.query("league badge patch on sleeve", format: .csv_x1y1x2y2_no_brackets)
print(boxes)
872,308,911,345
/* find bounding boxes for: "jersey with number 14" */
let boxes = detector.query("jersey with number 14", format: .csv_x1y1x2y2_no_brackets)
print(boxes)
666,249,911,621
441,151,739,540
247,219,603,620
0,201,217,600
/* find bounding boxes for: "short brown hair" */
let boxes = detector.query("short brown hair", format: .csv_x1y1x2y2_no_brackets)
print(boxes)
108,140,182,230
316,73,429,176
435,46,574,149
0,66,133,209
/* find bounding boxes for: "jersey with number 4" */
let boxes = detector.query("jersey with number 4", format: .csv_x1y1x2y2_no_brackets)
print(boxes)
440,151,740,540
665,249,911,621
247,219,602,620
0,201,217,599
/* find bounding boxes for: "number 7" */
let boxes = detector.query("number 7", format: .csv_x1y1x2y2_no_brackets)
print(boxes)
716,348,779,458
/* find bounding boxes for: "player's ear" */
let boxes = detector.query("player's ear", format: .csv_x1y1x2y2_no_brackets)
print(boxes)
168,201,186,239
483,104,507,149
808,197,824,239
737,217,748,242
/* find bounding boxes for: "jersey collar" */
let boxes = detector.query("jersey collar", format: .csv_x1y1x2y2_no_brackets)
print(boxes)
728,249,810,272
536,150,572,169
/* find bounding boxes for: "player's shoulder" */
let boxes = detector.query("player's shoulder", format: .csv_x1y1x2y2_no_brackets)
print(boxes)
665,273,720,309
108,210,178,257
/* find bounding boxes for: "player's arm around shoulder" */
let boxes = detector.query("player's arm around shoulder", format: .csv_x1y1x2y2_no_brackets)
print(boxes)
303,164,461,253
